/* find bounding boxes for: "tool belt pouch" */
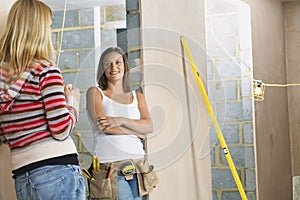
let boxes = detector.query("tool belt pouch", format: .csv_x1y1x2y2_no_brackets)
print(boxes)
89,170,117,200
136,162,159,196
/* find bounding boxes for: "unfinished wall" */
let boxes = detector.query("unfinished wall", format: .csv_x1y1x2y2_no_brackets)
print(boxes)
284,1,300,176
243,0,292,199
141,0,212,200
284,2,300,198
206,1,256,199
0,1,17,199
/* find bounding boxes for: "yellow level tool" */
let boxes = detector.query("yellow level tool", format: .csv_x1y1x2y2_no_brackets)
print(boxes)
180,36,248,200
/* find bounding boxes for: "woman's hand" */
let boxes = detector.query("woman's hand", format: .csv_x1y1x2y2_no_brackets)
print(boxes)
97,116,146,140
97,116,124,131
64,84,80,112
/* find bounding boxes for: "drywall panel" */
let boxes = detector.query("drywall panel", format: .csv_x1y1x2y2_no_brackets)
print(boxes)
141,0,212,200
0,1,17,199
0,145,16,199
284,1,300,175
243,0,292,199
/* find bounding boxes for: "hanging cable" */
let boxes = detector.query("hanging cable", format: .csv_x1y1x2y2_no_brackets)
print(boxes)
252,79,300,101
56,0,68,66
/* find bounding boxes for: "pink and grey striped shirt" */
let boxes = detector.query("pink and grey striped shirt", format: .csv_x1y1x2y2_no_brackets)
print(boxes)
0,62,78,171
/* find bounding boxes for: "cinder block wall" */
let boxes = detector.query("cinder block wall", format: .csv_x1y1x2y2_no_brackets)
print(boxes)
51,0,142,170
205,1,256,200
52,7,98,169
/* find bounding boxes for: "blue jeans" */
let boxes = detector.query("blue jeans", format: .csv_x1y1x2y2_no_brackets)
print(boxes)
14,165,85,200
117,174,143,200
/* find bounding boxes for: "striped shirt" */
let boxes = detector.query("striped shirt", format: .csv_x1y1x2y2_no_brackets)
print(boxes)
0,62,78,170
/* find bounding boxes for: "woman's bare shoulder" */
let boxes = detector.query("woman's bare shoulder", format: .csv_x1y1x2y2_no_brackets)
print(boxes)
87,86,103,99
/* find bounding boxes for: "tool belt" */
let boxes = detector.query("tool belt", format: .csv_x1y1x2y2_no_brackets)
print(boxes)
83,156,159,200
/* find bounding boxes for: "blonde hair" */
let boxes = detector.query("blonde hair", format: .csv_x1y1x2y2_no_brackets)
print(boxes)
0,0,55,82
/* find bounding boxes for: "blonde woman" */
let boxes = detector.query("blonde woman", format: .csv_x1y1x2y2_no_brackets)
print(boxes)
0,0,85,199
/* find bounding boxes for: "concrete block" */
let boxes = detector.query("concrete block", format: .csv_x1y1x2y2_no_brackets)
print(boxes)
62,70,95,90
80,8,94,26
211,147,215,166
212,191,218,200
243,123,253,144
221,191,240,200
64,10,79,28
52,10,80,28
215,59,241,79
241,77,252,98
246,169,256,191
210,124,240,145
127,14,140,29
212,168,238,188
126,0,139,11
130,71,142,83
220,146,245,167
127,29,140,47
128,50,141,68
245,146,255,168
216,102,243,123
242,99,253,121
79,50,96,69
208,80,237,101
59,51,78,70
52,11,63,29
62,29,94,49
101,30,118,48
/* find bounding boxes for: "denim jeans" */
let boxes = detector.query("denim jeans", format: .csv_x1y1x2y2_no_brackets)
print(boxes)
14,165,85,200
117,174,143,200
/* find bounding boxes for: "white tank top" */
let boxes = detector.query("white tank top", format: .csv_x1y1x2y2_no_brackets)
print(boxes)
92,87,145,163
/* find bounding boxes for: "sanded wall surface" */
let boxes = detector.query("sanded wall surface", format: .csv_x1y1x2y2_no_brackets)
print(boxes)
284,1,300,176
0,1,17,199
141,0,212,200
243,0,293,199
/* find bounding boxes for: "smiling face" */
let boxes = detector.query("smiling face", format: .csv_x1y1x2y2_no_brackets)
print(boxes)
103,51,124,82
97,47,131,92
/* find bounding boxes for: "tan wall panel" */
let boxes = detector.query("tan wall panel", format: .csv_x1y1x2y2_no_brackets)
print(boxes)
0,0,15,36
284,1,300,176
0,145,16,199
0,0,18,199
243,0,292,199
141,0,212,200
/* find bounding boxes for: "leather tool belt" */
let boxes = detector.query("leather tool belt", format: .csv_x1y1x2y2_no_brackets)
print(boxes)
84,157,159,200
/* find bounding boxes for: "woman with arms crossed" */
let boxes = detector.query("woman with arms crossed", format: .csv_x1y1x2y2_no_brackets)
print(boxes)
86,47,153,200
0,0,85,199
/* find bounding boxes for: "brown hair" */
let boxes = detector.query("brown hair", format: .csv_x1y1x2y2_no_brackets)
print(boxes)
0,0,54,82
97,47,131,92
